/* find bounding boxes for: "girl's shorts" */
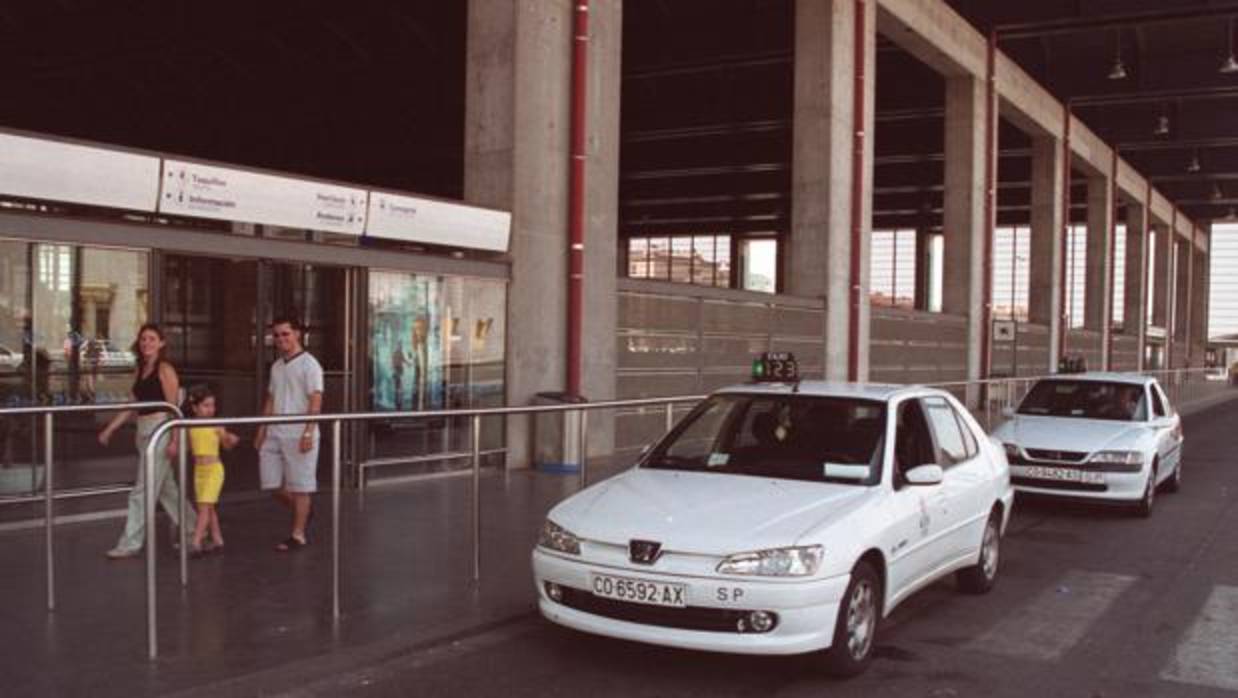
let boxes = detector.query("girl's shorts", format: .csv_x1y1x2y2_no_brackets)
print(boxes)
194,462,225,504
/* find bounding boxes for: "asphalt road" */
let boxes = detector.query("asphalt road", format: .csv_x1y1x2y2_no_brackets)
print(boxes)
263,402,1238,698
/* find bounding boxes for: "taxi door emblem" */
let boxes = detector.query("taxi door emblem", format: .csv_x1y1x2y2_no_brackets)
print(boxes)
629,539,663,565
918,497,931,537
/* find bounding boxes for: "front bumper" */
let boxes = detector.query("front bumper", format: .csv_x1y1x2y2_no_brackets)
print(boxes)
532,548,851,655
1009,464,1149,502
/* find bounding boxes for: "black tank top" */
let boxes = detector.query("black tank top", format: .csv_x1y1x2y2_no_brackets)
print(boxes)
132,360,166,415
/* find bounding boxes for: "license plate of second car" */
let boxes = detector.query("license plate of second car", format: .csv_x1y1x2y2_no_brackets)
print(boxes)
591,573,687,608
1024,466,1102,483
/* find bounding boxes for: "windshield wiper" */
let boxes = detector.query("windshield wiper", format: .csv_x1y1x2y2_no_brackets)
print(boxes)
645,454,703,469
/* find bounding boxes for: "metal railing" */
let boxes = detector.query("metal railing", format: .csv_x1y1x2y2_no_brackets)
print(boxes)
0,401,183,613
18,366,1237,660
140,394,706,659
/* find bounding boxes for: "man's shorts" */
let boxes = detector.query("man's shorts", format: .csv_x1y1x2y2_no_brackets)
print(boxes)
194,462,225,504
259,433,319,493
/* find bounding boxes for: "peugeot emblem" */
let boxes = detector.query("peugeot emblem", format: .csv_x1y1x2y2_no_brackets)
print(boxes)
629,539,663,565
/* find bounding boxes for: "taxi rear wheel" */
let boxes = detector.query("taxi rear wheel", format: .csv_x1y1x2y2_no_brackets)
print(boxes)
822,561,881,678
957,510,1000,594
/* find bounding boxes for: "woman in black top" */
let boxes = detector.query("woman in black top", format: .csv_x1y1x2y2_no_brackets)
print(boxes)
98,323,196,559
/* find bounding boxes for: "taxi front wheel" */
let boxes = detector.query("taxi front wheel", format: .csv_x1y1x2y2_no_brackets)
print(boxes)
822,560,881,678
957,510,1000,594
1132,463,1157,518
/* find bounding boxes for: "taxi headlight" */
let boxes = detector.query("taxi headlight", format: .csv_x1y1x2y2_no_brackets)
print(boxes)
1089,450,1143,471
537,519,581,555
716,545,824,577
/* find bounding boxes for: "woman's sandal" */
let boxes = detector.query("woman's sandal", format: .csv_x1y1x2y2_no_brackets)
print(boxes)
275,536,307,552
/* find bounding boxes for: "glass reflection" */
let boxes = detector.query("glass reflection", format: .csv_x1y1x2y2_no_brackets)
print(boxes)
367,271,506,474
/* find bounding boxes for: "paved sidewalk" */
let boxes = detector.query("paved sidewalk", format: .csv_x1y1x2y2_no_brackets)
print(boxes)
0,461,622,698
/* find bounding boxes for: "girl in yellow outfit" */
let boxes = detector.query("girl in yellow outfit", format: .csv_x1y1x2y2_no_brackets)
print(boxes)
185,386,239,556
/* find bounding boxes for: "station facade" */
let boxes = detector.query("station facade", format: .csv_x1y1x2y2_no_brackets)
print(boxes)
0,0,1219,516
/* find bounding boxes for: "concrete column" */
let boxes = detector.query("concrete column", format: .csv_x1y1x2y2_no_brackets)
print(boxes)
1084,175,1113,368
1122,202,1148,368
942,75,992,384
1028,136,1064,371
914,227,932,311
1175,238,1190,365
790,0,875,381
464,0,621,467
1196,235,1211,361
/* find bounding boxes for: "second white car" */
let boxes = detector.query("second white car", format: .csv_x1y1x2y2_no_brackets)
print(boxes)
992,372,1183,517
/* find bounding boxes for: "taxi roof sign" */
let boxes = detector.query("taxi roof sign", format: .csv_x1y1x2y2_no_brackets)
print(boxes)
752,352,799,383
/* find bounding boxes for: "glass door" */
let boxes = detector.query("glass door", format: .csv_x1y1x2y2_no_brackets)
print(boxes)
161,254,263,489
0,241,151,501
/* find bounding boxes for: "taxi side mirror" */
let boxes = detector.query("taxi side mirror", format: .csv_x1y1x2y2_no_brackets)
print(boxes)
905,464,944,486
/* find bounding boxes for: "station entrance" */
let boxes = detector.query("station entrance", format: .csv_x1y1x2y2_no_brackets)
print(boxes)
0,221,508,519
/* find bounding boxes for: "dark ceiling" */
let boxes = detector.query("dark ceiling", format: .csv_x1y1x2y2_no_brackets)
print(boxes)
1,1,1235,236
0,1,466,198
620,0,1238,237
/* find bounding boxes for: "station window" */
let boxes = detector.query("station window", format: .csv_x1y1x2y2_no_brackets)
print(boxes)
626,234,733,289
1146,230,1158,327
738,238,777,293
991,226,1030,321
1111,224,1126,330
1066,224,1088,329
870,229,916,309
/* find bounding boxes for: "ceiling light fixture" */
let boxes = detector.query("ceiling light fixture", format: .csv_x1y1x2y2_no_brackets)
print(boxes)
1223,18,1238,74
1108,29,1128,80
1188,150,1202,173
1154,104,1171,136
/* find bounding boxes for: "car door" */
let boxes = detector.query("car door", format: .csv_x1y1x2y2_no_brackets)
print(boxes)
1149,382,1183,478
885,397,952,599
921,395,990,565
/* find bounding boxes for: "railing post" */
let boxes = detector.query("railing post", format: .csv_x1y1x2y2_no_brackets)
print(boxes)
664,402,674,432
44,413,54,612
332,419,341,622
578,408,589,489
179,426,188,587
146,423,159,660
471,413,481,585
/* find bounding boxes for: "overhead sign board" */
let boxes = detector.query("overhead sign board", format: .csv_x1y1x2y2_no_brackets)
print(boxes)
159,160,367,235
367,192,511,252
0,133,161,212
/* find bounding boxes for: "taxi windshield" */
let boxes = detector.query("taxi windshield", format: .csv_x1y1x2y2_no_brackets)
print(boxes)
642,394,886,484
1017,380,1147,421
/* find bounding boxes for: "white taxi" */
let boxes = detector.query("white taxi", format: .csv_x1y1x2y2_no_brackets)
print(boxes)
532,356,1014,676
991,372,1183,517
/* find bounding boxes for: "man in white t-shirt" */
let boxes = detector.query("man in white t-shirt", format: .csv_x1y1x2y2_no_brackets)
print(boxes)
254,315,324,552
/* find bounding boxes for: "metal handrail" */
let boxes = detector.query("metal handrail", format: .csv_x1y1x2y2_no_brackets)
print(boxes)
140,393,707,659
0,401,182,614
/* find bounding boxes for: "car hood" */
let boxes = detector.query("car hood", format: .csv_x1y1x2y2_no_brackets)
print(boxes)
548,467,871,556
993,415,1146,454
